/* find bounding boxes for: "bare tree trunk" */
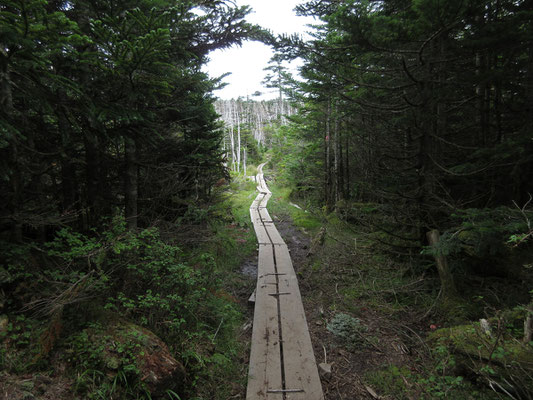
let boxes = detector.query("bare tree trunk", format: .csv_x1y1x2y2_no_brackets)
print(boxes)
524,304,533,344
333,102,342,203
236,103,241,173
243,147,247,177
345,133,350,199
0,48,12,111
230,125,236,172
426,230,458,300
84,131,100,227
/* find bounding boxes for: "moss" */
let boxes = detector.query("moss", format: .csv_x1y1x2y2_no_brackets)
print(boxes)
429,321,533,364
428,321,533,398
364,365,412,399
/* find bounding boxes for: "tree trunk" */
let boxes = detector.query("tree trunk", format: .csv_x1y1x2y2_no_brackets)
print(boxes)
243,147,247,177
345,133,350,199
124,135,138,230
524,304,533,344
236,106,241,173
230,125,236,172
0,48,12,111
324,100,333,212
426,230,458,300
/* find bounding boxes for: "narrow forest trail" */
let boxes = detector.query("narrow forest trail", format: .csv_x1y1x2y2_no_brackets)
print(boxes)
246,163,324,400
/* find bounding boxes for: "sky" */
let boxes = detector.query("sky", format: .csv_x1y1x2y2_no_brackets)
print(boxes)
203,0,316,100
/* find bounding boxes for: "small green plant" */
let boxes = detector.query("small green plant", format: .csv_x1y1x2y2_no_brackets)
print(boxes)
326,312,367,349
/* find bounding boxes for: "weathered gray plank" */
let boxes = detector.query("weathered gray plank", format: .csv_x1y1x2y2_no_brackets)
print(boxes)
253,222,272,245
247,162,323,400
250,208,262,224
246,244,282,400
259,207,273,223
264,223,285,245
275,245,324,400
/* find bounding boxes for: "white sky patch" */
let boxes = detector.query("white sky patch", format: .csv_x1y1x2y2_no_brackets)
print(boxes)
203,0,315,100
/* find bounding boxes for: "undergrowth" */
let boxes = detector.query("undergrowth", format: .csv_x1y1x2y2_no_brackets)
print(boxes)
262,163,533,399
0,173,259,400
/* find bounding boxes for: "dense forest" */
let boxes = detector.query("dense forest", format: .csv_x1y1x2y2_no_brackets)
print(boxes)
1,0,533,399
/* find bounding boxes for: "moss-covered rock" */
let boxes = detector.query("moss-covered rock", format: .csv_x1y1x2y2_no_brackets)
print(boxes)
70,319,186,397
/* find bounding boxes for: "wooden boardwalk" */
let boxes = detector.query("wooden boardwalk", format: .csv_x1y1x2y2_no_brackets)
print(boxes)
247,163,324,400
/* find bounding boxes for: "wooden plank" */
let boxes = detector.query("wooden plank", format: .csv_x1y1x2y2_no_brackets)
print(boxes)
246,244,282,400
259,193,271,208
253,222,271,245
250,208,262,224
264,223,285,245
257,176,271,194
259,207,273,223
257,244,275,276
274,245,324,400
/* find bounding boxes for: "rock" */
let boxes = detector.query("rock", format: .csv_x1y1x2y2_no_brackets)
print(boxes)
248,289,256,305
479,318,492,337
318,362,332,381
85,320,186,396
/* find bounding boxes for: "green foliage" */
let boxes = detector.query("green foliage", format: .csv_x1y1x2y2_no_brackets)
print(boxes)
364,362,496,399
0,215,245,398
0,315,43,373
266,181,323,233
43,220,235,343
67,321,165,399
0,241,34,285
326,312,367,349
417,206,533,281
268,122,323,206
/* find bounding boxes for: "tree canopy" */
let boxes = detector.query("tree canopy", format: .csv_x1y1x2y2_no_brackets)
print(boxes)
0,0,262,234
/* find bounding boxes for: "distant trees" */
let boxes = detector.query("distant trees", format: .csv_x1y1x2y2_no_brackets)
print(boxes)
0,0,259,236
214,97,294,173
262,54,295,121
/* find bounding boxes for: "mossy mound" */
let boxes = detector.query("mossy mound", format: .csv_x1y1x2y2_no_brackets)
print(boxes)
68,319,186,397
429,318,533,398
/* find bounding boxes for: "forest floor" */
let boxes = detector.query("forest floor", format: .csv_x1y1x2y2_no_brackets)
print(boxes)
228,171,513,400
